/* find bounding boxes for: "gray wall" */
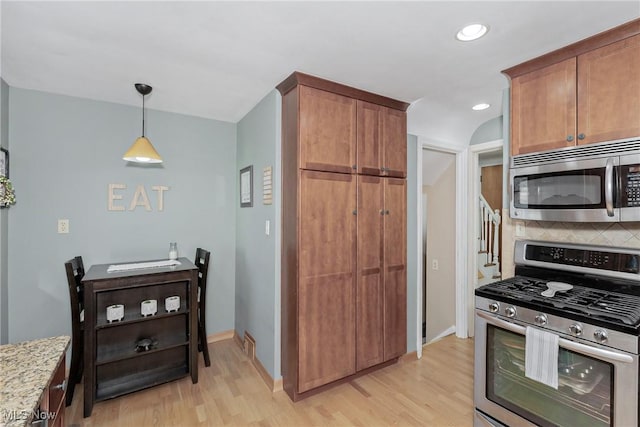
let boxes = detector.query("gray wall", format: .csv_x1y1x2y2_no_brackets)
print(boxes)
406,133,418,353
0,79,8,344
7,87,237,343
469,116,503,145
235,89,282,378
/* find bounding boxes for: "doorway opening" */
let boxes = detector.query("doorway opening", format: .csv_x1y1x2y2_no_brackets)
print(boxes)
421,148,457,344
467,139,504,337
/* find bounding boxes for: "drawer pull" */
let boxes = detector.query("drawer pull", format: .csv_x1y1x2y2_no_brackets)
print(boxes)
53,379,67,391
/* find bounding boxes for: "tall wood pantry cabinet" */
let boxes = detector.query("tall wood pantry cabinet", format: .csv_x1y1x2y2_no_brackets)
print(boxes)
277,72,409,401
505,18,640,156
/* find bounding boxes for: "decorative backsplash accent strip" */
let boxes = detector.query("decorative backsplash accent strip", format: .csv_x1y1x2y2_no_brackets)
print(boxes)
521,220,640,248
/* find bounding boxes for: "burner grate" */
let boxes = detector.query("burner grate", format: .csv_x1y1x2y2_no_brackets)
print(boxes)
480,276,640,326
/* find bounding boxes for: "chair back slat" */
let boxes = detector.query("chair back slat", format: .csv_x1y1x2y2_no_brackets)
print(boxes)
194,248,211,300
65,256,85,321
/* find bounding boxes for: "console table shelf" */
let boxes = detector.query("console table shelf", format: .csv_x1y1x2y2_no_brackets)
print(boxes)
82,258,198,417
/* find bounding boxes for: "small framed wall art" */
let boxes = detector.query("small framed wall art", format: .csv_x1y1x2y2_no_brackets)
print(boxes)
240,165,253,208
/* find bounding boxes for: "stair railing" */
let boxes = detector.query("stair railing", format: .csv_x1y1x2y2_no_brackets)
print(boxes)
479,194,501,274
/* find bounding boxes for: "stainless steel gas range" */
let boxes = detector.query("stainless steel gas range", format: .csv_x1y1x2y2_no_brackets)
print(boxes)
474,240,640,427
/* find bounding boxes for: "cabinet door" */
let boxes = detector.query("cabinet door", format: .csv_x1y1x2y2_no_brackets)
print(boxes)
356,175,384,371
357,101,383,176
299,86,357,174
381,107,407,178
298,170,356,392
383,178,407,360
578,34,640,145
511,58,577,156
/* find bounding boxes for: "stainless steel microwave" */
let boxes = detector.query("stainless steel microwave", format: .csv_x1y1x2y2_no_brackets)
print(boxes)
510,138,640,222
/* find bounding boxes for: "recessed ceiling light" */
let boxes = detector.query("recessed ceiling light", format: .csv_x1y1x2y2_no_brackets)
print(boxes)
456,23,489,42
472,103,491,111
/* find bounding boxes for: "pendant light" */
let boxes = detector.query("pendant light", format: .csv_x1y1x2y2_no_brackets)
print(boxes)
123,83,163,163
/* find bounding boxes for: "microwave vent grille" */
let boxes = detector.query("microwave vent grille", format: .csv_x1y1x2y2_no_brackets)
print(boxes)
511,138,640,168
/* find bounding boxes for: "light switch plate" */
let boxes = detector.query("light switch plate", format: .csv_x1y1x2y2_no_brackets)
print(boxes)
58,219,69,234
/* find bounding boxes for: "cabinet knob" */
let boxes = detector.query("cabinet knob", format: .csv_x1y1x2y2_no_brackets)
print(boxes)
352,209,357,215
352,164,357,170
385,210,390,215
566,135,574,142
53,379,67,391
380,209,385,215
381,167,387,172
578,133,585,140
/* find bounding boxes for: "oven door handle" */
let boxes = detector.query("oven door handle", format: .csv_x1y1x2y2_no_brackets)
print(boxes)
477,311,635,364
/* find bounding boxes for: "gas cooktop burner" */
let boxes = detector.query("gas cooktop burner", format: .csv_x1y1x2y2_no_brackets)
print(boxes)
478,276,640,327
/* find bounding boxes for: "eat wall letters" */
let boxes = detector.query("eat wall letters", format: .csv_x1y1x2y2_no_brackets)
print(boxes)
108,184,169,212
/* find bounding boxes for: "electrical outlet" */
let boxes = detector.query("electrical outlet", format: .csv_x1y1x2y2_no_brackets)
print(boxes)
265,220,270,236
515,222,526,237
432,259,439,270
57,219,69,234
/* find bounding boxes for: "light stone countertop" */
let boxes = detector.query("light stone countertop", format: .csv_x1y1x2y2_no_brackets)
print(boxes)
0,336,70,427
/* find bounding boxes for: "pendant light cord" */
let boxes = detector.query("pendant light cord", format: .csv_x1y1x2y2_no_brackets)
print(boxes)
141,94,145,137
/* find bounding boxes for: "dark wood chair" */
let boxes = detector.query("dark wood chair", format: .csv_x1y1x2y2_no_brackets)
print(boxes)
194,248,211,367
64,256,85,406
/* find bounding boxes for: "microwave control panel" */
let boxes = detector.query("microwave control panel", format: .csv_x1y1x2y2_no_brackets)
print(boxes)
620,165,640,207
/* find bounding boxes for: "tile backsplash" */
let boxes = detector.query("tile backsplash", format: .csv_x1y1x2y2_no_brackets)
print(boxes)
520,221,640,248
501,208,640,278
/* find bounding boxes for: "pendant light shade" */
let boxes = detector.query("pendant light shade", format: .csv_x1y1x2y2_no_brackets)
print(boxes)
123,83,163,163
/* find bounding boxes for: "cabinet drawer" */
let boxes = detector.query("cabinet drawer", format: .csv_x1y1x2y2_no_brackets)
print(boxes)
48,354,66,419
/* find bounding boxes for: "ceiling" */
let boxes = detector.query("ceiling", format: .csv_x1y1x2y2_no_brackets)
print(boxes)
1,1,639,146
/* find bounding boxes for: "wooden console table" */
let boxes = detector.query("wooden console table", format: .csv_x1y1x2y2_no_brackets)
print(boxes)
81,258,198,417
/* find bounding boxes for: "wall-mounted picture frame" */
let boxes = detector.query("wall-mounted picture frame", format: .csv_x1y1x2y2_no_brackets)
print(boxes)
0,148,8,177
240,165,253,208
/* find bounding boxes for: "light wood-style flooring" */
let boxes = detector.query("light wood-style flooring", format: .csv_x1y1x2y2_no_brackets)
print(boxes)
68,335,474,426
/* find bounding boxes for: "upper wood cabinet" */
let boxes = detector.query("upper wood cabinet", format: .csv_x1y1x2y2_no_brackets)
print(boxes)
510,58,577,156
278,72,409,175
357,101,407,178
505,19,640,156
299,86,357,174
577,34,640,145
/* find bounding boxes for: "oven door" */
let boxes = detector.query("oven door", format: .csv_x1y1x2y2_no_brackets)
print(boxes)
510,156,619,222
474,310,638,427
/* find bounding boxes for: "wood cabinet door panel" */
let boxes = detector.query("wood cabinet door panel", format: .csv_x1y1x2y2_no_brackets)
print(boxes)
382,107,407,177
299,86,356,173
357,101,383,175
298,170,356,392
578,34,640,145
383,178,407,360
511,58,577,156
356,175,384,370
